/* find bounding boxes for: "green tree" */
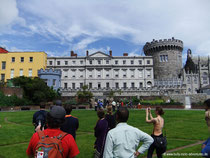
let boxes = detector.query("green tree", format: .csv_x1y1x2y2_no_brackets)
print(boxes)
13,76,57,105
76,85,93,104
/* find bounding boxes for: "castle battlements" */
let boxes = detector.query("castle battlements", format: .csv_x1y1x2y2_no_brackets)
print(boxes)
144,37,183,55
38,68,61,76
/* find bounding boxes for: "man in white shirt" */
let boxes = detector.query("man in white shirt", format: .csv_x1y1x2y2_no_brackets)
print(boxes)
112,100,116,112
103,107,153,158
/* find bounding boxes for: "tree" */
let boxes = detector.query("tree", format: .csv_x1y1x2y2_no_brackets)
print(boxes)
13,76,58,105
76,85,93,104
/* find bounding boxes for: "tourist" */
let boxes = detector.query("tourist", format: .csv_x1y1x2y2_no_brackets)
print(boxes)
103,107,153,158
105,105,116,130
95,100,98,111
32,104,48,130
60,104,79,140
146,107,166,158
94,109,108,158
111,100,116,112
201,99,210,157
116,101,120,110
26,106,79,158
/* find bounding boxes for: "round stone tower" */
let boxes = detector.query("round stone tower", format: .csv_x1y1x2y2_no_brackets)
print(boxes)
143,37,183,80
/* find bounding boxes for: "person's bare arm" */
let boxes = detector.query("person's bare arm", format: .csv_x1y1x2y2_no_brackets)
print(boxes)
146,108,156,123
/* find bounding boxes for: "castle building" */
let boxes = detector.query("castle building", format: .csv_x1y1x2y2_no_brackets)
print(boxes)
38,68,61,90
47,51,154,96
0,47,47,82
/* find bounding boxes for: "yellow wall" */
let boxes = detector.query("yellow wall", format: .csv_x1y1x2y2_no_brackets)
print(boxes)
0,52,47,82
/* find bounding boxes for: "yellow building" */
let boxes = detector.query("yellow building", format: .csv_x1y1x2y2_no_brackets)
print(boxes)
0,47,47,82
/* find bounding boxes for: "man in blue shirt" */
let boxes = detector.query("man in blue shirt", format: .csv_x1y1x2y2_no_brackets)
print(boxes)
103,107,153,158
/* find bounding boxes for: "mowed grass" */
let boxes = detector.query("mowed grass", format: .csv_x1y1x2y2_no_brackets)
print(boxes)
0,109,208,158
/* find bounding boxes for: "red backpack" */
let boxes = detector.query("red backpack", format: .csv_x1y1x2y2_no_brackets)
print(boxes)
35,131,68,158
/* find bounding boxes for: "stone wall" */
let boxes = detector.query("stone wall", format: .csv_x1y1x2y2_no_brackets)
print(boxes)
0,87,23,98
169,94,207,104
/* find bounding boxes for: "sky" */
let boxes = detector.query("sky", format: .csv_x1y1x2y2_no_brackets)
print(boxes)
0,0,210,63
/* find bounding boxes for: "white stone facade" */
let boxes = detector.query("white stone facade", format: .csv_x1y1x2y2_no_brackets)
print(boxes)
47,51,154,93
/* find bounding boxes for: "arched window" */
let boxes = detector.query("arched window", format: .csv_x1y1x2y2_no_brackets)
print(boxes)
147,81,152,88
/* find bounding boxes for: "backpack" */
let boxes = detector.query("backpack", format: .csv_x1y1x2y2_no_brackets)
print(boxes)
35,131,68,158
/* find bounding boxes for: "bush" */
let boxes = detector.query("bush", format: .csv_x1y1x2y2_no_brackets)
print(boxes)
64,98,77,105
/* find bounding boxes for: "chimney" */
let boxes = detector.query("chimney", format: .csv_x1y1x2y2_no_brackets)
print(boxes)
86,50,89,56
109,50,112,56
123,53,128,56
70,50,74,56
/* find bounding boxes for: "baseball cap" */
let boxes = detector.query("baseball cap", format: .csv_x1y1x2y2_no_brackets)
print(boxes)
49,106,66,119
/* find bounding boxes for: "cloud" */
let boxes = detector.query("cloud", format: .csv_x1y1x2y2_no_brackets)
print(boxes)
1,0,210,56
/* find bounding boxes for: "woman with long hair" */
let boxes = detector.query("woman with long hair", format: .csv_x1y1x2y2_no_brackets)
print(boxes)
146,107,166,158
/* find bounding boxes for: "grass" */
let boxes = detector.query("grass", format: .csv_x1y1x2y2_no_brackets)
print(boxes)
0,109,208,158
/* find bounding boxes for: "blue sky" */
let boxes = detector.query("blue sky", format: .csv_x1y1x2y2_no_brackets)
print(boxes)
1,0,210,63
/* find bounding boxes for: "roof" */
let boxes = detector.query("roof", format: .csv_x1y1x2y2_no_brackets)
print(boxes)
0,47,8,53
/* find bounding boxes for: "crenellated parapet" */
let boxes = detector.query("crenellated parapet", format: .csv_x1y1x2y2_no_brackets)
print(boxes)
143,37,183,55
38,68,61,76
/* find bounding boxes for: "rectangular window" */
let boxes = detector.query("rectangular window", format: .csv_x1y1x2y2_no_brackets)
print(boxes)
64,70,68,78
72,70,76,78
1,74,5,81
72,61,76,64
97,70,101,78
123,82,127,88
89,70,93,78
98,60,101,64
57,61,60,65
123,70,127,78
64,83,68,89
106,60,109,64
65,61,68,65
147,60,150,64
115,60,118,64
19,69,23,76
80,61,83,64
80,83,83,88
10,69,14,78
53,79,56,86
89,83,92,89
72,83,75,89
131,60,134,64
1,61,6,70
139,82,143,88
49,61,53,65
165,55,168,62
139,60,142,65
123,60,126,64
106,82,109,88
29,69,32,77
131,82,135,88
146,69,151,78
115,82,119,88
29,57,33,62
21,57,24,62
115,70,119,78
89,60,92,64
98,83,101,89
11,57,15,62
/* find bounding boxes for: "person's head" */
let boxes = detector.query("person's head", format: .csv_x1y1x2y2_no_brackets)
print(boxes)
107,105,112,115
40,104,45,109
63,104,72,115
155,107,164,116
46,106,66,128
116,107,129,123
97,109,105,119
204,99,210,111
55,100,62,106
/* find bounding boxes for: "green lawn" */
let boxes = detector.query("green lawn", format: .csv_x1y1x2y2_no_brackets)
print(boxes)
0,109,208,158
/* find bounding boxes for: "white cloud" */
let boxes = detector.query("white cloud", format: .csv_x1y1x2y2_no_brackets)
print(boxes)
2,0,210,56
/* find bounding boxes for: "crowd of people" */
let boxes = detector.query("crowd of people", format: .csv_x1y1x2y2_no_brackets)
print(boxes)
25,98,210,158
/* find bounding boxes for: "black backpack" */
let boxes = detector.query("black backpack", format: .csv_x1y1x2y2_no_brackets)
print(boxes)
35,111,46,129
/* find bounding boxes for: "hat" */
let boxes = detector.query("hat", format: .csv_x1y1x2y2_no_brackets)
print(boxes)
49,106,66,119
55,100,62,106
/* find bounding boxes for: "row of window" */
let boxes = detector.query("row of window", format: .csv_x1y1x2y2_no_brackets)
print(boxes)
63,69,152,79
10,69,33,78
1,57,34,70
63,82,151,89
49,59,151,66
